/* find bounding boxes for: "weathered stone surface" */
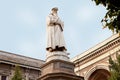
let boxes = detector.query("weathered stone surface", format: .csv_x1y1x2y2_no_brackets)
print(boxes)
46,51,69,62
0,51,44,68
38,59,84,80
0,51,45,80
72,33,120,80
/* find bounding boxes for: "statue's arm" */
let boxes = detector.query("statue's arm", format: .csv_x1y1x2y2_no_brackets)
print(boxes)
56,18,64,29
46,16,51,26
46,15,64,30
46,15,57,26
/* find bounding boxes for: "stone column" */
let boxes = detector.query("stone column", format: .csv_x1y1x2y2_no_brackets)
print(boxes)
25,69,29,80
25,73,29,80
6,76,8,80
0,75,1,80
10,66,14,80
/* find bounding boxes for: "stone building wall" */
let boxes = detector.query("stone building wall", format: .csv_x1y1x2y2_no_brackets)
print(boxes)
0,51,45,80
71,34,120,80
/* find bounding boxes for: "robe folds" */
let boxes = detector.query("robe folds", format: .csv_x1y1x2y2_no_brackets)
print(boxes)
46,14,66,51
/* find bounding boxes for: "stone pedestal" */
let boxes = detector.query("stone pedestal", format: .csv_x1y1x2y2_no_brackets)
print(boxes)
46,51,69,62
38,51,84,80
38,59,84,80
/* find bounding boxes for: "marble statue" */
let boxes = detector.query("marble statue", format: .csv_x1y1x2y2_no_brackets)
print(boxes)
46,7,67,52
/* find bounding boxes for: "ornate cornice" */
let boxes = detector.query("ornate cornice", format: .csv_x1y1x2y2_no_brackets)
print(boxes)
72,34,120,65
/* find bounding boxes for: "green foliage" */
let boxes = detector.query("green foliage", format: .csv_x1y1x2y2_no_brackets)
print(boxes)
11,65,23,80
108,54,120,80
92,0,120,34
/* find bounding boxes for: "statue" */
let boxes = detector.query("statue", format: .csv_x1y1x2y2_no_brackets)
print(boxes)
46,7,67,52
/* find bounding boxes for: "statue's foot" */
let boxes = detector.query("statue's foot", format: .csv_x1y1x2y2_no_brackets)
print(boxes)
48,48,53,52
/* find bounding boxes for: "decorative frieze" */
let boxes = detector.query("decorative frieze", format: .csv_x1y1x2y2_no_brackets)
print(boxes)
72,34,120,65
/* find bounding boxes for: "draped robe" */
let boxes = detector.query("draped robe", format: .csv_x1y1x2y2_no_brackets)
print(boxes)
46,14,66,51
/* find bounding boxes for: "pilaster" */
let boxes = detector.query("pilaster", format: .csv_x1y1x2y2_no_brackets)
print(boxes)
0,75,1,80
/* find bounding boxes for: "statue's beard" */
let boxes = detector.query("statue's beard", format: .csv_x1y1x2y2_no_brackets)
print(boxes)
53,13,57,16
51,11,57,16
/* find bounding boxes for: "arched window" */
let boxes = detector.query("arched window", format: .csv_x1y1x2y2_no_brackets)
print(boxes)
88,69,110,80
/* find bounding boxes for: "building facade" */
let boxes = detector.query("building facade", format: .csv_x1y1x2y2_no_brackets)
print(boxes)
71,34,120,80
0,51,44,80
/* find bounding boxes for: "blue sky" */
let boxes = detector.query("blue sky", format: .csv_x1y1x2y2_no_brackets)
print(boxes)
0,0,112,60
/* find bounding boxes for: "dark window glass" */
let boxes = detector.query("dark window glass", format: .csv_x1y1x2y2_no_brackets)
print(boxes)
1,76,6,80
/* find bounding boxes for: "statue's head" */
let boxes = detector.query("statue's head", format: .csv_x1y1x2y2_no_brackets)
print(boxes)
51,7,58,11
51,7,58,15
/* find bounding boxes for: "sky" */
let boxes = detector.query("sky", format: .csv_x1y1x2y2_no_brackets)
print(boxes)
0,0,112,60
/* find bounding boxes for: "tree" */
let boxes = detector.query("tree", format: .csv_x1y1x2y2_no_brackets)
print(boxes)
108,54,120,80
11,65,23,80
92,0,120,34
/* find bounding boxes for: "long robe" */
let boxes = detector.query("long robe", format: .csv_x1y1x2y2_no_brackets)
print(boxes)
46,14,66,51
